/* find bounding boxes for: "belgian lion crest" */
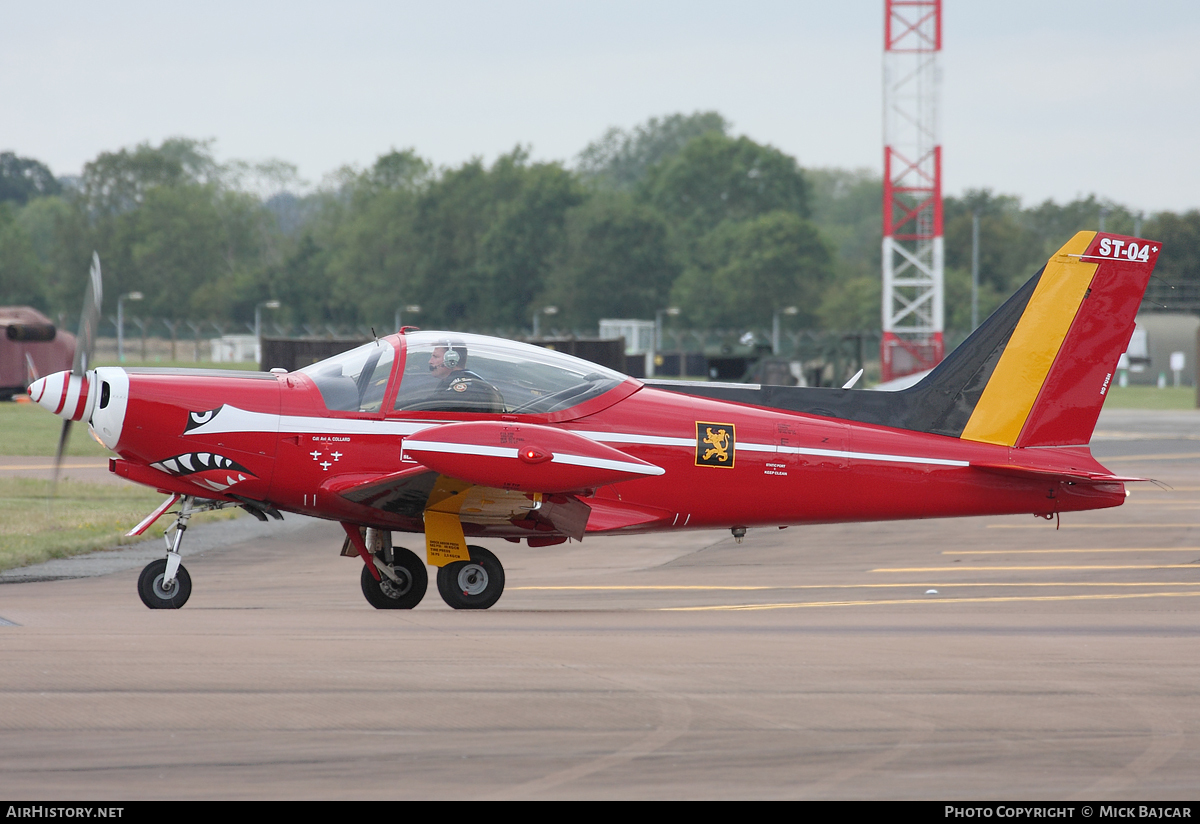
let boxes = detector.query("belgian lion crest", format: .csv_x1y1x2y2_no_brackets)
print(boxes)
695,422,735,468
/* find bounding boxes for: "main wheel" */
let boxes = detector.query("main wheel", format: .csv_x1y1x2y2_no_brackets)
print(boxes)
436,545,505,610
138,559,192,609
360,547,428,609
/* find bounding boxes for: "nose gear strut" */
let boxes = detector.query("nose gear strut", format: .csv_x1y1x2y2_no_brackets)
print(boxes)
136,495,259,609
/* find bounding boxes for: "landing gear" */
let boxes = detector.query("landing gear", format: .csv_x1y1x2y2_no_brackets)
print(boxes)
138,558,192,609
348,526,428,609
134,494,252,609
436,545,505,610
138,495,201,610
360,546,427,609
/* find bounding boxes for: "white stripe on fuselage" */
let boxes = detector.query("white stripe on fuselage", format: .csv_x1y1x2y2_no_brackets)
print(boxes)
184,405,434,437
403,440,665,476
184,407,966,469
583,431,968,468
740,441,969,468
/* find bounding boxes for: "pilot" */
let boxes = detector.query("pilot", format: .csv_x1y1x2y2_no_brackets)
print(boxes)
425,339,505,413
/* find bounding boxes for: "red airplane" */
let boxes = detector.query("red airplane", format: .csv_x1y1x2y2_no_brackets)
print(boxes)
29,232,1160,610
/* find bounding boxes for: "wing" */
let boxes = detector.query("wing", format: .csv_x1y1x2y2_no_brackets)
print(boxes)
400,420,664,492
332,421,667,543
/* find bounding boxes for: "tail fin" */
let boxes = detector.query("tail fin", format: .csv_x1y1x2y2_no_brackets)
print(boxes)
953,231,1159,447
646,231,1160,445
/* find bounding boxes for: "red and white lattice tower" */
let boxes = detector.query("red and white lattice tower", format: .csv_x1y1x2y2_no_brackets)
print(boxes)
881,0,943,382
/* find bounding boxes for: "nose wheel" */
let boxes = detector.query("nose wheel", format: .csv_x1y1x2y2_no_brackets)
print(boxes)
436,545,505,610
138,558,192,609
137,495,202,610
132,495,250,609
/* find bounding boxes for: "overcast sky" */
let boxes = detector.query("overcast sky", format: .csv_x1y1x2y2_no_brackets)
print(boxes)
4,1,1198,212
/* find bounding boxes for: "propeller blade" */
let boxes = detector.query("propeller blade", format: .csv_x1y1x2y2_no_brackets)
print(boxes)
53,253,102,493
72,253,102,376
52,420,71,492
24,352,39,385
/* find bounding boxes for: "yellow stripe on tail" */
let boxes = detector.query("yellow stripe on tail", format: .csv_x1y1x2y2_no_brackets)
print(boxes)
959,232,1098,446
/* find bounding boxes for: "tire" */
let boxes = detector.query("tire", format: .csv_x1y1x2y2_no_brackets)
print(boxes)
360,547,428,609
436,545,505,610
138,559,192,609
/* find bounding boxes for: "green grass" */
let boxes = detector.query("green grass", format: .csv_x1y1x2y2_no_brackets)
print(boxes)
0,401,113,457
1101,385,1196,410
0,478,240,573
0,478,164,571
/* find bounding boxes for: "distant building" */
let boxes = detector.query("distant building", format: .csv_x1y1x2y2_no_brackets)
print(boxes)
599,319,656,377
1120,314,1199,387
211,335,260,364
0,307,74,400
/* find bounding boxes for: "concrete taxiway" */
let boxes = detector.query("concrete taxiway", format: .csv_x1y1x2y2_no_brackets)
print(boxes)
0,409,1197,799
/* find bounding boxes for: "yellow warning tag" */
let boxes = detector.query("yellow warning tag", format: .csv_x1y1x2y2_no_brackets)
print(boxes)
423,475,474,565
424,510,470,566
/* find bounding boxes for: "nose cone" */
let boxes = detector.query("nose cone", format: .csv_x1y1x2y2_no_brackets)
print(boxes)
28,370,96,422
27,373,62,411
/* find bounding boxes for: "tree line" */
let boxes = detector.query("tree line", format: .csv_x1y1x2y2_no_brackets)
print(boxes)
2,113,1198,337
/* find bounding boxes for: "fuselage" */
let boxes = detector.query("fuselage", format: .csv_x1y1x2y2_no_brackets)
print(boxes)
30,330,1125,542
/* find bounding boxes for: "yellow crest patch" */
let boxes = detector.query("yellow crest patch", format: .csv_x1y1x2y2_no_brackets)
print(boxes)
695,422,735,468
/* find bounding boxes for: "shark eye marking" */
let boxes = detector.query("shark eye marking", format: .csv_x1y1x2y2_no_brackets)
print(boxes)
185,408,221,432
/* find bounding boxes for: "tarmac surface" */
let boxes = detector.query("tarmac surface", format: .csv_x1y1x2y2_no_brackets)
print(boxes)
0,408,1198,799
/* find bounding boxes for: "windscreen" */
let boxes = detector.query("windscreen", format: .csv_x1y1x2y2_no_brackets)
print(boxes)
393,332,628,415
297,340,396,412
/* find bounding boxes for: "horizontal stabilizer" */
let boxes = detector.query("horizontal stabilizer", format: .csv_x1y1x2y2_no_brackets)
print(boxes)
971,462,1144,485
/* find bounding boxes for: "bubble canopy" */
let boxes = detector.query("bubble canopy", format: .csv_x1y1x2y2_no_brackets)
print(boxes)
297,331,634,416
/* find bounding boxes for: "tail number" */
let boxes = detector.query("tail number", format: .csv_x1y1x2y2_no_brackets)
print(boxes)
1098,238,1154,262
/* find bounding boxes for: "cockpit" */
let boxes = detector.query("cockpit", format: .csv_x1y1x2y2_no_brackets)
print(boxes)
296,331,633,417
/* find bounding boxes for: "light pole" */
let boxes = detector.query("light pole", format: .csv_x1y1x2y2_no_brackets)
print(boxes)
771,306,798,356
652,306,680,378
117,292,143,363
532,306,558,338
971,213,980,331
255,300,281,365
395,304,421,333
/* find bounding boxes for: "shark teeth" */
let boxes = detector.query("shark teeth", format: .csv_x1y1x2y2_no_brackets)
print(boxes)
151,452,250,478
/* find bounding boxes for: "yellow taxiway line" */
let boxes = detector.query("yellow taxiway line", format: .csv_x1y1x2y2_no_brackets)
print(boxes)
659,590,1200,612
987,523,1199,529
512,581,1200,592
945,548,1200,554
1098,452,1200,462
874,564,1200,572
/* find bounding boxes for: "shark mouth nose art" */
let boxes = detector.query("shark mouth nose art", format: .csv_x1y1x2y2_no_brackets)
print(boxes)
149,452,255,492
